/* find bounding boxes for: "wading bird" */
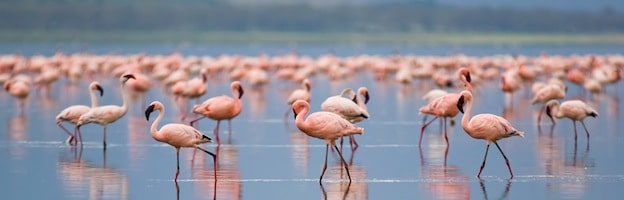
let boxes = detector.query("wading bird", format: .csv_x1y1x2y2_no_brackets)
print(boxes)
56,81,103,144
145,101,216,181
457,90,524,178
292,100,363,182
76,74,135,149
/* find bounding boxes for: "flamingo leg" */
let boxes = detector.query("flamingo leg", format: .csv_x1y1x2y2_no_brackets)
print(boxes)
494,142,514,178
75,126,83,146
175,148,180,181
580,120,591,140
214,120,222,143
189,116,206,126
349,135,358,151
573,121,578,143
57,122,75,145
197,146,218,183
320,144,329,181
333,144,352,182
477,143,490,178
443,117,449,146
537,105,544,124
103,126,107,150
419,116,439,146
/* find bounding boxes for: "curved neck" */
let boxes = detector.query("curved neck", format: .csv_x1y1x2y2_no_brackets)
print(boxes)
357,94,367,112
150,106,164,137
294,104,309,129
461,95,473,133
89,87,99,107
120,83,130,112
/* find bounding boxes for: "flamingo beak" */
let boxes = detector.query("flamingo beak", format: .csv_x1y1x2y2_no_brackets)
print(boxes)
545,105,553,120
145,104,155,121
457,96,465,114
123,74,136,80
238,86,244,99
364,91,370,104
95,85,104,96
466,72,472,83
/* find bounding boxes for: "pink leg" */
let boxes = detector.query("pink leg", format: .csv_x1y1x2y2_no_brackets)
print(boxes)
419,116,438,146
477,143,490,178
443,117,449,146
189,116,206,126
175,148,180,181
333,144,352,182
349,135,359,151
214,120,222,143
320,144,329,181
57,122,75,145
494,142,514,178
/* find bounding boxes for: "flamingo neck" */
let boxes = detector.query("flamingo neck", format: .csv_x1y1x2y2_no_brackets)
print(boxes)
461,95,473,134
357,94,367,111
151,107,164,138
89,87,99,107
294,105,309,130
120,83,130,112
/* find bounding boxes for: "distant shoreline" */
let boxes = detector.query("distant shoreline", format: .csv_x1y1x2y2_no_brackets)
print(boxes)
1,30,623,45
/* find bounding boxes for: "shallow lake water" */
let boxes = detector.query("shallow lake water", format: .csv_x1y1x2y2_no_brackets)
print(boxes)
1,43,623,200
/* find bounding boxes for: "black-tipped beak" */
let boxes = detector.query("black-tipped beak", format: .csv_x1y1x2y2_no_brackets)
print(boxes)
457,96,465,114
145,104,155,121
201,135,212,142
238,86,244,99
292,108,298,120
123,74,136,80
364,91,370,104
95,85,104,96
466,72,472,83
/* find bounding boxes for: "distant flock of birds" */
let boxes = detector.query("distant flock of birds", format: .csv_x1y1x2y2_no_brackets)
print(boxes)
1,52,621,182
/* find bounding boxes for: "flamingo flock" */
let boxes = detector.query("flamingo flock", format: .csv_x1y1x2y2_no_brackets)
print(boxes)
0,52,619,183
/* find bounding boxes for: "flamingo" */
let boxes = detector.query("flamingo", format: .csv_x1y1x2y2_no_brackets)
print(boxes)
4,75,32,115
321,88,368,149
284,78,312,119
545,100,598,141
75,74,136,149
190,81,244,143
418,67,471,146
56,81,104,144
145,101,216,182
456,90,525,178
531,82,566,124
292,100,363,182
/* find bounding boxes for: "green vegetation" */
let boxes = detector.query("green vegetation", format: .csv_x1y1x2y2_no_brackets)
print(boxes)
1,1,623,44
1,30,623,45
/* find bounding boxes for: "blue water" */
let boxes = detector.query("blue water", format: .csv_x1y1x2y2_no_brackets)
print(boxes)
0,43,623,200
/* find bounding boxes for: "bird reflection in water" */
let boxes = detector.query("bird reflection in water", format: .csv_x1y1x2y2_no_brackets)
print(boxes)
320,161,367,200
57,147,129,200
190,144,240,200
419,142,470,200
536,125,593,199
7,114,28,158
289,130,310,177
479,179,511,200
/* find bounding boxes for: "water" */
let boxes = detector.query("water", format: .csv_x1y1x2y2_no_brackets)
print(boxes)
1,43,623,200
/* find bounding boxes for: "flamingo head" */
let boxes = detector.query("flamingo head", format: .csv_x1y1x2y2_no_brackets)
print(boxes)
457,95,466,114
95,84,104,96
459,67,471,83
145,102,157,121
121,74,136,83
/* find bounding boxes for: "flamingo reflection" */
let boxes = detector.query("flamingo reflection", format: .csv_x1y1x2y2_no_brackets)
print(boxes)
57,147,129,200
536,125,592,199
419,140,470,200
190,144,240,200
321,162,367,200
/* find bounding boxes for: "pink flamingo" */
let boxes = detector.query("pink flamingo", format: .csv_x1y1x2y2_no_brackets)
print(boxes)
292,100,363,182
545,100,598,141
284,78,312,119
321,88,368,149
4,75,31,115
190,81,244,143
457,90,524,178
56,81,103,144
145,101,216,182
76,74,136,149
418,67,471,146
531,82,566,124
